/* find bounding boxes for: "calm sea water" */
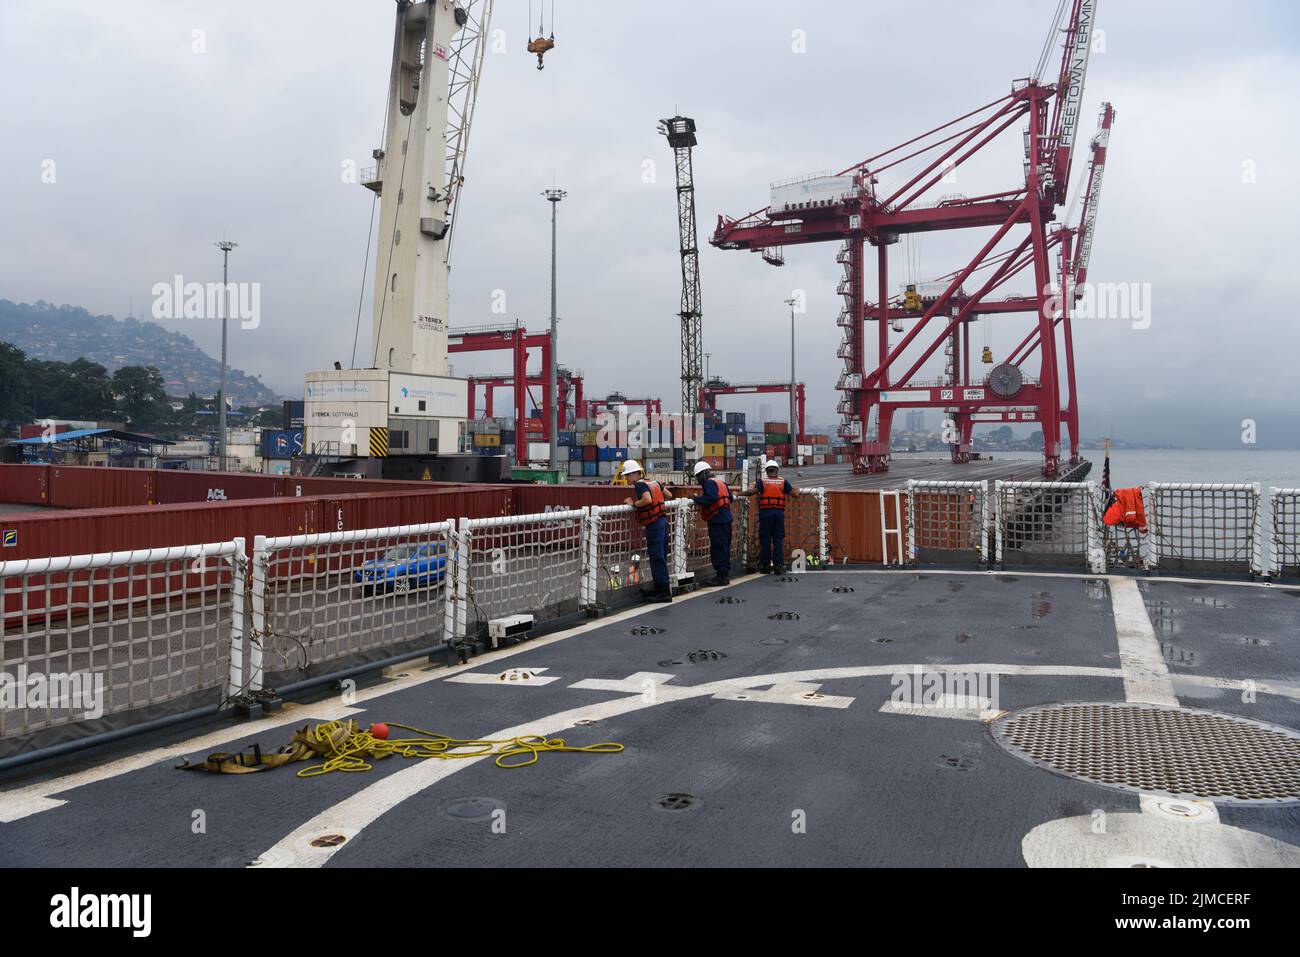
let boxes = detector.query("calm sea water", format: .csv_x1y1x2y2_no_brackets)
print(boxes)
937,449,1300,489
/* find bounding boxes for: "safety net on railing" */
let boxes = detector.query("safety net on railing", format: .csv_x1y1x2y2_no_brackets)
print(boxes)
679,496,750,579
251,522,454,689
736,485,827,570
1268,488,1300,579
907,480,989,565
995,481,1102,572
587,503,650,608
0,542,238,755
1146,483,1263,576
455,510,586,638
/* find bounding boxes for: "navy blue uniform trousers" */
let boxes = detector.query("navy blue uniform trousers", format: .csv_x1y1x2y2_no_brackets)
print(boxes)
644,517,670,589
758,509,785,568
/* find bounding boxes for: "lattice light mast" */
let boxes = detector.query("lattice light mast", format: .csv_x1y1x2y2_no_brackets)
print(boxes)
660,116,703,415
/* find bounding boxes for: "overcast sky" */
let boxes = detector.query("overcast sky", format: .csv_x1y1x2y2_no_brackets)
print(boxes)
2,0,1298,448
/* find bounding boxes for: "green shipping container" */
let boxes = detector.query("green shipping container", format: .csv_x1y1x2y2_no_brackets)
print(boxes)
511,467,567,485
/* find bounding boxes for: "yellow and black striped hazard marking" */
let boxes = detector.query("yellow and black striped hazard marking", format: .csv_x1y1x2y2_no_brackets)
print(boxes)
369,426,389,458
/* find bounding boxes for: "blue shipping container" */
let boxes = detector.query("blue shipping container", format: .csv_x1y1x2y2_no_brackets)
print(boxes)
596,446,627,461
559,431,574,445
583,462,598,477
569,446,584,461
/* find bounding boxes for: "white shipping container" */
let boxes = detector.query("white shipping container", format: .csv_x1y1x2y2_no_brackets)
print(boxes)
770,174,858,214
569,461,584,477
813,455,826,465
598,460,615,477
528,442,550,462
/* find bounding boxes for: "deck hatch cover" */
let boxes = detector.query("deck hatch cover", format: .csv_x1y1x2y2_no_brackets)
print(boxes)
991,702,1300,805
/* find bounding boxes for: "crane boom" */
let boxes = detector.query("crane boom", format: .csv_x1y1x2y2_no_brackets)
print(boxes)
1072,101,1114,293
443,0,494,263
1046,0,1098,204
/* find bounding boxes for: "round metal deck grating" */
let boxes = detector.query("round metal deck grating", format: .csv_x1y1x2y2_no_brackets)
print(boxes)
991,702,1300,805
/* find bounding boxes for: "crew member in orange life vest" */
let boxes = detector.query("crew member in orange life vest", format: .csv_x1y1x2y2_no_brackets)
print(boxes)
690,460,732,586
622,460,673,602
745,458,797,573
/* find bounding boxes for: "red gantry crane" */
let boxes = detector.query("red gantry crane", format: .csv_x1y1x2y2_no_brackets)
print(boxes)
711,1,1104,477
448,321,554,466
466,369,583,430
699,378,807,445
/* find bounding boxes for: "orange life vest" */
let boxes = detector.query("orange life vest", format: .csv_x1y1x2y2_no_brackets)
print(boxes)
635,480,667,527
1103,487,1146,530
758,477,787,511
700,479,732,522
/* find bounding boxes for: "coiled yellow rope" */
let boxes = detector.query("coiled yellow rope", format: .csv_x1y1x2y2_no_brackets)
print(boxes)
292,720,623,777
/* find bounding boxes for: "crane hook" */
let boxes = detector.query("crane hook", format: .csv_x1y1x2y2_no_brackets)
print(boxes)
527,34,555,70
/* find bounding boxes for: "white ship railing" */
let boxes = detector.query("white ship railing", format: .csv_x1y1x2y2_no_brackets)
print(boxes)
3,478,1282,761
995,481,1104,574
1146,482,1263,577
0,541,239,747
1268,488,1300,579
248,522,454,693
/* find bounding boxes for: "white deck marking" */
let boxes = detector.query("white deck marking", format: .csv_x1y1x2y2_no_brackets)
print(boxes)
1108,576,1178,706
447,667,560,686
570,672,677,693
1166,673,1300,699
714,681,853,708
251,662,1123,867
879,694,1002,721
1022,810,1300,867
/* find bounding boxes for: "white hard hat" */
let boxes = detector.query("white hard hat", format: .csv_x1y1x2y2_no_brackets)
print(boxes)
692,460,712,476
764,458,780,470
622,459,642,474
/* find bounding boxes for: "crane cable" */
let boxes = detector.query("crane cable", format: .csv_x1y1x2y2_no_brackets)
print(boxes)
349,76,394,368
1033,0,1069,83
349,195,378,369
529,0,554,38
370,105,418,367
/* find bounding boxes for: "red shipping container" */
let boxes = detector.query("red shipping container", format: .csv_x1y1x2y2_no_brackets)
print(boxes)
18,423,78,439
48,465,155,508
512,485,625,514
154,469,288,504
583,446,597,462
0,464,50,506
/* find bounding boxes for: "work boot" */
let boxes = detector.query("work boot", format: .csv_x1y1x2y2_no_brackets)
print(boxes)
648,586,673,603
714,575,731,587
773,564,785,575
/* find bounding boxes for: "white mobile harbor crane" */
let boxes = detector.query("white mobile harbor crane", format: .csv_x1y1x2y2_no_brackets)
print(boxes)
304,0,494,474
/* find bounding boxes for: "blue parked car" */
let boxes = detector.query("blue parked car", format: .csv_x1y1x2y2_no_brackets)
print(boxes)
354,542,447,595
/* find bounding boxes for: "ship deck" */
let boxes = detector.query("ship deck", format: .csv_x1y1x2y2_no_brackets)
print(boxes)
2,567,1298,868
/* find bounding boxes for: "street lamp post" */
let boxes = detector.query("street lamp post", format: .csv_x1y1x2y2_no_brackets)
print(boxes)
783,296,798,462
215,239,237,471
542,189,566,471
